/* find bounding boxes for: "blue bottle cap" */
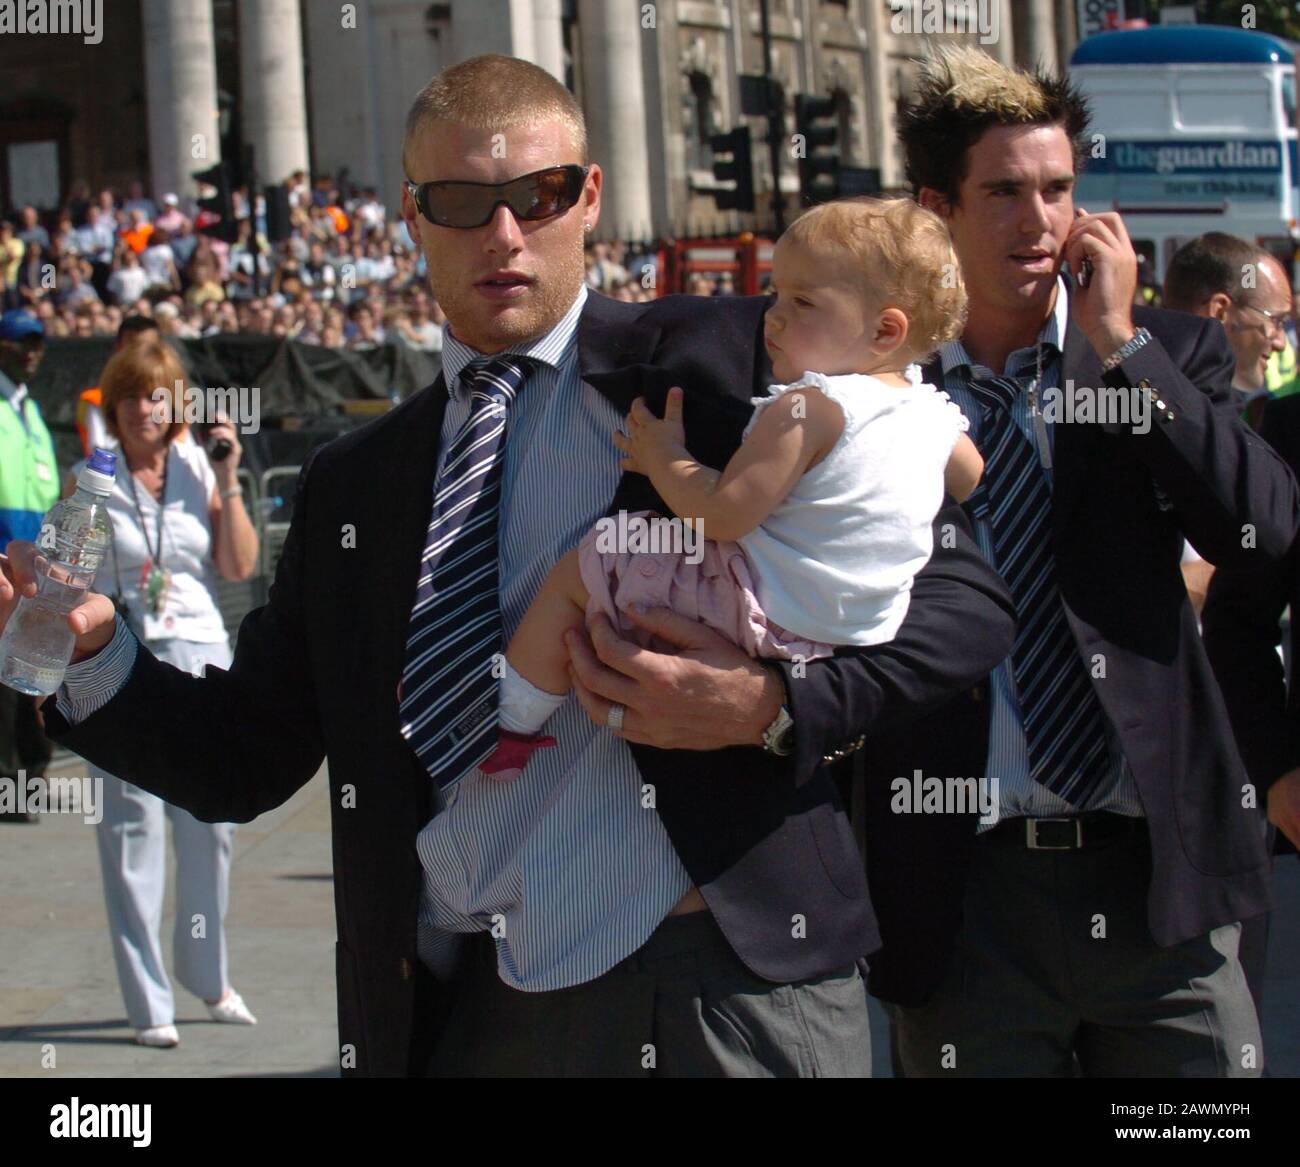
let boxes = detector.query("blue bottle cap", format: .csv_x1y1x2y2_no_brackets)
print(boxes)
78,447,119,496
88,448,118,475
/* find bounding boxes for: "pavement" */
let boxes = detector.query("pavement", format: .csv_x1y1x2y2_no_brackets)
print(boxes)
1,750,1296,1078
0,753,337,1078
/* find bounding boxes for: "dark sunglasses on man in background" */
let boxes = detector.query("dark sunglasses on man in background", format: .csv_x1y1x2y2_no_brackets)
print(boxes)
405,164,590,229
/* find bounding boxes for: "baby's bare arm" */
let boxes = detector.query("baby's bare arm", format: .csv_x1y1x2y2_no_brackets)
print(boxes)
944,434,984,504
653,388,842,542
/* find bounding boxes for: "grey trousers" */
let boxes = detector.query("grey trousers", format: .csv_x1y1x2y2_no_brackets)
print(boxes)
91,636,237,1030
894,822,1263,1078
425,910,872,1077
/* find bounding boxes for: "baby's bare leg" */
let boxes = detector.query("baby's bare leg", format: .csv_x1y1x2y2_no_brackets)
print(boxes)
506,546,590,696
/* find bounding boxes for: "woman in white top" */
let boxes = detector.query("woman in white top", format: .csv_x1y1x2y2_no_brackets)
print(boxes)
64,338,259,1047
139,229,180,294
479,197,984,778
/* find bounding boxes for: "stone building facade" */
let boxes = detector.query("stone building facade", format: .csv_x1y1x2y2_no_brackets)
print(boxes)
0,0,1077,241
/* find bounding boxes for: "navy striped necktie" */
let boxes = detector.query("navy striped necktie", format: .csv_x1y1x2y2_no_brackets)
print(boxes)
967,373,1111,806
399,355,535,789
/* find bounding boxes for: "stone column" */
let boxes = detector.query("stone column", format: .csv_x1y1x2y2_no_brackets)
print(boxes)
450,0,536,61
141,0,221,200
1014,0,1059,73
303,0,383,189
576,0,653,240
239,0,312,185
990,0,1016,66
1055,0,1079,71
861,0,897,188
533,0,566,83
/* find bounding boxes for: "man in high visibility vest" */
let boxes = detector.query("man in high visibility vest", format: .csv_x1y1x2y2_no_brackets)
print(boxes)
0,310,57,549
0,308,58,821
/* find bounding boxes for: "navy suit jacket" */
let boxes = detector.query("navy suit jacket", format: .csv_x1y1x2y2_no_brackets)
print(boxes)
41,290,1017,1075
861,301,1300,1006
1203,392,1300,856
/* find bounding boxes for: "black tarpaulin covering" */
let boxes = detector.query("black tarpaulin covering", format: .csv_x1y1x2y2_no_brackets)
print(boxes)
25,336,443,484
30,336,442,425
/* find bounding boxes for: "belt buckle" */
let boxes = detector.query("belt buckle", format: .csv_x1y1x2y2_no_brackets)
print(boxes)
1024,817,1082,850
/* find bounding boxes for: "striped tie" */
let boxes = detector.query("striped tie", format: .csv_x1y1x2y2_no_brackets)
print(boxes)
968,373,1111,806
399,356,534,789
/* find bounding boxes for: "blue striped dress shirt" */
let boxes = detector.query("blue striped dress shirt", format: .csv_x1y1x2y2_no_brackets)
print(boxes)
57,285,693,992
413,284,691,989
935,278,1143,827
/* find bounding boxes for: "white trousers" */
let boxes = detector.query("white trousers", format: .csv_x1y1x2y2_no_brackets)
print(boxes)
91,636,236,1029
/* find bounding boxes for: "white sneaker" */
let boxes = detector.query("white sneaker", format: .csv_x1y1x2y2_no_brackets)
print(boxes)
135,1024,180,1047
207,989,257,1025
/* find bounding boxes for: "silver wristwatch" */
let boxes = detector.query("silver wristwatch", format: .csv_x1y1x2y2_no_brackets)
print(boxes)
1101,326,1152,373
763,704,795,756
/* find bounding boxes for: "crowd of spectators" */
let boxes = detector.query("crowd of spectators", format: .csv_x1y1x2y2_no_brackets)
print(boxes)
0,172,667,350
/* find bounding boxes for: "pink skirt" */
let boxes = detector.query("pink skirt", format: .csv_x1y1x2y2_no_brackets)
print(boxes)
576,510,835,661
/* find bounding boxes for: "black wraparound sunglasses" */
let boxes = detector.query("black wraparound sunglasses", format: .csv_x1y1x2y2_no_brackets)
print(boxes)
405,164,590,229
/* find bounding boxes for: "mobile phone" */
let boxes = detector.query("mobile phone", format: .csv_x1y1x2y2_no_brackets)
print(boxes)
1077,256,1093,288
198,422,233,461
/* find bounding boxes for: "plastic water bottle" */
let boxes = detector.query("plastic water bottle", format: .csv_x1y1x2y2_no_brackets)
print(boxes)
0,448,117,696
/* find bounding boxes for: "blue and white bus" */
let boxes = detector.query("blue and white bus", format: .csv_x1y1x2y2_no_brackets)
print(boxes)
1071,24,1298,283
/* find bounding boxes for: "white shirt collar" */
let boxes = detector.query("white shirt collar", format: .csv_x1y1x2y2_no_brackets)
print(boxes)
441,284,587,399
939,274,1070,378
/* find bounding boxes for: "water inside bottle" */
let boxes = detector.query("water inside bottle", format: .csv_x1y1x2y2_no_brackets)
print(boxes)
0,550,99,696
0,596,77,696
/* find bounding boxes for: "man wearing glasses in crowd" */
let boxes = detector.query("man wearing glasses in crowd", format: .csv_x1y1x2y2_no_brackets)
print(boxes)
1175,234,1300,1034
1,54,1015,1077
1163,233,1294,425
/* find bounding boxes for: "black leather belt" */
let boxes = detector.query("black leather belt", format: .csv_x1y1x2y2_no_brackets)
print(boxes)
985,812,1145,851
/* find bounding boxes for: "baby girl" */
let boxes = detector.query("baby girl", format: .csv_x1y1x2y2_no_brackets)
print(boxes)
482,196,983,777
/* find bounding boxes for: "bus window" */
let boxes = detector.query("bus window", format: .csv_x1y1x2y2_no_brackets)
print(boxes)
1176,79,1273,131
1087,88,1169,133
1284,71,1296,131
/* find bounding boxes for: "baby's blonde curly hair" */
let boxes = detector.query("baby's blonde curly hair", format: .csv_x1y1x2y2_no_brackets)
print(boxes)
781,196,968,360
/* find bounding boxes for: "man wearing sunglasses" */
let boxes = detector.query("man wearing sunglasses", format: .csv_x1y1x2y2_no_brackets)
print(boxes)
11,54,1015,1078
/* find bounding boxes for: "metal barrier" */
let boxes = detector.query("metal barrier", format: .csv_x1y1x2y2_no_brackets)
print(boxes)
258,465,302,580
213,465,303,641
213,467,261,640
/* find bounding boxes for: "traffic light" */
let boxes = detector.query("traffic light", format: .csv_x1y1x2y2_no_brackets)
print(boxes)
709,126,756,213
263,183,293,243
192,161,238,243
795,93,840,206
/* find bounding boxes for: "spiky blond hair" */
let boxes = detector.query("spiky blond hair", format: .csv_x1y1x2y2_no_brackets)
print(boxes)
897,45,1091,203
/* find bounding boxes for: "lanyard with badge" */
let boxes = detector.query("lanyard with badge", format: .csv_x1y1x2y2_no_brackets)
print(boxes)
126,455,172,617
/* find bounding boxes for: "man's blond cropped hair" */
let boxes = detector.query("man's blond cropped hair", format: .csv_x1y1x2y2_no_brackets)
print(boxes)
783,197,968,360
402,55,588,176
